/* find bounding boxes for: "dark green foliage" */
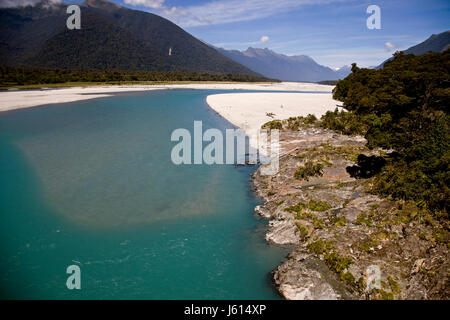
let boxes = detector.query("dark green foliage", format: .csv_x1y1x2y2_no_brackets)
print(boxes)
303,114,318,124
332,50,450,215
307,240,354,285
262,114,318,131
295,223,309,238
324,252,352,273
307,199,331,212
0,2,266,76
261,120,283,130
317,80,338,85
30,10,160,71
340,271,356,285
320,108,369,135
0,66,272,86
377,30,450,68
285,202,306,214
372,155,449,215
285,118,302,130
307,240,333,255
284,115,317,130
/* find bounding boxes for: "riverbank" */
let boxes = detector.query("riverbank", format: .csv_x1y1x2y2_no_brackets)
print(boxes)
0,89,290,299
1,81,446,299
206,92,337,149
0,82,334,112
252,123,449,300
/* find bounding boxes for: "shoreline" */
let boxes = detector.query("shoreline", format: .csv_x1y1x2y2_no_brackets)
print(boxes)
0,82,334,113
206,92,338,150
0,81,340,300
250,124,449,300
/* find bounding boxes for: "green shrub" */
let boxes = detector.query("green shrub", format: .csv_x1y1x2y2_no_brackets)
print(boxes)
320,108,369,135
307,240,333,255
294,161,324,180
295,223,309,238
331,216,347,227
285,202,306,214
307,199,331,212
340,271,356,286
261,120,283,130
304,114,318,124
324,252,352,273
285,114,318,130
332,50,450,216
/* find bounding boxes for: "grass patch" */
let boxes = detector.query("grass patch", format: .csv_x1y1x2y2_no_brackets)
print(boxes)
307,240,333,255
330,216,347,227
285,202,306,214
295,223,309,238
294,161,324,180
324,252,352,274
355,212,375,227
359,238,380,253
307,199,331,212
261,120,283,130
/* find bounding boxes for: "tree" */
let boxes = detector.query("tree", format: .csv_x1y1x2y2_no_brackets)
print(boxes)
332,50,450,214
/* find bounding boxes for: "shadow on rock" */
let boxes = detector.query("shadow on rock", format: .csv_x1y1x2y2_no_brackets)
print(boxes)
346,154,386,179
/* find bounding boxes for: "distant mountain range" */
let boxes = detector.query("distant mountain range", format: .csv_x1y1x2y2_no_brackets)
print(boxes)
377,30,450,68
0,0,259,76
217,47,351,82
218,30,450,81
1,0,448,82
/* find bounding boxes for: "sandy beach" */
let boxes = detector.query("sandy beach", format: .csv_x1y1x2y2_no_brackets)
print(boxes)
0,82,338,150
206,91,338,137
0,82,334,112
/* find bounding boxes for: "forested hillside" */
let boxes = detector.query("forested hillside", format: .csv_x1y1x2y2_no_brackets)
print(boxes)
0,66,274,87
326,50,449,216
0,0,260,76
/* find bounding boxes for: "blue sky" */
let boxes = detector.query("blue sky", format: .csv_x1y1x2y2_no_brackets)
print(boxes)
113,0,450,68
6,0,450,68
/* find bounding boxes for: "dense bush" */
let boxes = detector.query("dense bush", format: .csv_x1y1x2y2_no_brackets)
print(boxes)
307,199,331,212
320,108,369,136
285,115,317,130
261,120,283,130
294,161,324,180
317,80,338,86
0,66,274,87
262,115,318,131
332,50,450,215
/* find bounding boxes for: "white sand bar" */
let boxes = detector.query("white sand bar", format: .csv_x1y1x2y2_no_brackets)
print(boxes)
0,82,333,112
206,92,339,134
0,82,338,153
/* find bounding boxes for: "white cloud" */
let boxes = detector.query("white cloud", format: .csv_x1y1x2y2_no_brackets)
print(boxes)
260,36,270,43
384,41,395,52
311,46,394,68
0,0,60,8
124,0,165,9
160,0,352,27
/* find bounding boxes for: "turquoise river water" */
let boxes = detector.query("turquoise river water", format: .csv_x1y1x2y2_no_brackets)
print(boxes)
0,89,295,299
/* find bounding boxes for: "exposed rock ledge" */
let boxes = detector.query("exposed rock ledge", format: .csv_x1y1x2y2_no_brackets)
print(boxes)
252,126,449,300
273,249,355,300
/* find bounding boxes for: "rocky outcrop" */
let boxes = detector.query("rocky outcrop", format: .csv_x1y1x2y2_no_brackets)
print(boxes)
273,249,356,300
252,126,449,300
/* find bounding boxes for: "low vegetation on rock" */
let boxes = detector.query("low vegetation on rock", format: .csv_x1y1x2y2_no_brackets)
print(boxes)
256,50,449,300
